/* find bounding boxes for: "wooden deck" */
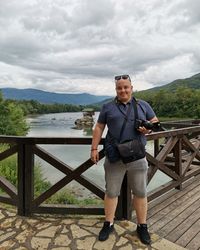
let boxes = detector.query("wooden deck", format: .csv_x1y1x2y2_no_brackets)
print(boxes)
143,174,200,250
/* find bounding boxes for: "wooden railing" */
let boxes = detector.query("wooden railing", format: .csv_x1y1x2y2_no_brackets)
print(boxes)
0,123,200,220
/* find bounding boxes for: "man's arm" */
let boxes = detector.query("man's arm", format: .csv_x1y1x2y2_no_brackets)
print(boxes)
149,116,159,123
91,122,105,164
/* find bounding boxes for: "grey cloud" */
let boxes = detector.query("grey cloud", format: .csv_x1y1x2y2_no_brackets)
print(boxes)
21,5,71,34
165,0,200,31
186,0,200,24
71,0,115,27
0,0,199,95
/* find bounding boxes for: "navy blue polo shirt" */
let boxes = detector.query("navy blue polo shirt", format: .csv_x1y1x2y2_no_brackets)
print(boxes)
98,97,156,145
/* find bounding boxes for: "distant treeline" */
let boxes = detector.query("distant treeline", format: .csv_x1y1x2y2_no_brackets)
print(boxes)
134,86,200,118
4,99,101,115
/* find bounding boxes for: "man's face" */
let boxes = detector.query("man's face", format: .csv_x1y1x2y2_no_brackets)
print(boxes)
115,79,133,102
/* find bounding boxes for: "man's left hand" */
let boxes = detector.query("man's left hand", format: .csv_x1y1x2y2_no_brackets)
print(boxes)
137,126,151,134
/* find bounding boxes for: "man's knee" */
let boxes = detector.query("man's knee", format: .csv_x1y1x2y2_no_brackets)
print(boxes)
133,188,147,198
105,190,120,198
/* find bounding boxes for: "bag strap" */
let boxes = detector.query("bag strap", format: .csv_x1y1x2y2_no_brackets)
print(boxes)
132,97,139,120
136,99,146,115
118,97,139,142
118,102,132,141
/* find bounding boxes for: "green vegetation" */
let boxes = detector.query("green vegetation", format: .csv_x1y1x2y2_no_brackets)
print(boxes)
134,86,200,118
5,99,100,115
5,99,81,114
133,73,200,118
0,93,29,135
45,189,102,205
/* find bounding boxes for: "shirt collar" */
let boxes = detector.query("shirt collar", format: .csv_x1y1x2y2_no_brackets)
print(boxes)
115,96,132,105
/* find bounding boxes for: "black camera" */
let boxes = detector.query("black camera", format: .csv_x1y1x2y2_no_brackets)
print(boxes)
135,119,163,132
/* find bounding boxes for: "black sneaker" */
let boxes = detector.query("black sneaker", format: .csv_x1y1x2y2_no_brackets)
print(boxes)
137,224,151,245
98,221,114,241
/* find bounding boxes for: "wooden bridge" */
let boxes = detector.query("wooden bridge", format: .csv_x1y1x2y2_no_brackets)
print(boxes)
0,119,200,249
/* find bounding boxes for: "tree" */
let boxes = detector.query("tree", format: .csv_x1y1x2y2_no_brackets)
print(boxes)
0,92,29,136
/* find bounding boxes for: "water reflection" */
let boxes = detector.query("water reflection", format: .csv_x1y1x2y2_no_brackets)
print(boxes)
72,124,93,136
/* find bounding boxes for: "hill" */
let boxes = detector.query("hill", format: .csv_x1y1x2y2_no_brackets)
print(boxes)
0,88,112,105
138,73,200,94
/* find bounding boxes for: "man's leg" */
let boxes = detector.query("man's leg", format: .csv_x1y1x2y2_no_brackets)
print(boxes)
133,196,147,224
127,158,151,245
133,196,151,245
98,195,118,241
99,159,126,241
104,194,118,223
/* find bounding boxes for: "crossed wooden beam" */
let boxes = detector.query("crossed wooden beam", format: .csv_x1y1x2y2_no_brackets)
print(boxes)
32,145,105,208
147,135,200,184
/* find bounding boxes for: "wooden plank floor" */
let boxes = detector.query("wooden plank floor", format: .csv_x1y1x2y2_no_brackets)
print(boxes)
141,174,200,250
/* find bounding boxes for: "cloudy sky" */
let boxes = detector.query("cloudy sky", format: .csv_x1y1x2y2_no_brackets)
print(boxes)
0,0,199,96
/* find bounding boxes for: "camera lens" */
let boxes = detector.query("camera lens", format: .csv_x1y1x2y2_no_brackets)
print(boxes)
143,121,154,129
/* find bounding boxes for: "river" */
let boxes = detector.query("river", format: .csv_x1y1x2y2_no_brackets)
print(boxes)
27,112,171,198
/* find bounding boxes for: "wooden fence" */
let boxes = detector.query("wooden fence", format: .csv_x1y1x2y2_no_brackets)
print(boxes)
0,121,200,220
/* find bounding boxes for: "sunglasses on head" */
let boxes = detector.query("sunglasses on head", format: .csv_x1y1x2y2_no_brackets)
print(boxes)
114,75,131,82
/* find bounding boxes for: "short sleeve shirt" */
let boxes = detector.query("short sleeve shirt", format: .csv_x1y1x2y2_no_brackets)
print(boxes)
97,97,156,145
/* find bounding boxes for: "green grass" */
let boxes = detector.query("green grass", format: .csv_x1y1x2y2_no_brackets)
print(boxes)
45,189,102,205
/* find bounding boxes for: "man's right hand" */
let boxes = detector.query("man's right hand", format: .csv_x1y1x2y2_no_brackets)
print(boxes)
90,122,105,164
90,149,99,164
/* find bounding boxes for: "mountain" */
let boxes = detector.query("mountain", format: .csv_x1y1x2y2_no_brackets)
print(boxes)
138,73,200,94
1,73,199,106
0,88,113,105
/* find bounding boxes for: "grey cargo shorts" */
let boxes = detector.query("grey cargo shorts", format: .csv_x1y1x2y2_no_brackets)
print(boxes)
104,157,148,198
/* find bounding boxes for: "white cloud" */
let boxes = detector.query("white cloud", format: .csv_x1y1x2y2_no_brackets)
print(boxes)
0,0,199,95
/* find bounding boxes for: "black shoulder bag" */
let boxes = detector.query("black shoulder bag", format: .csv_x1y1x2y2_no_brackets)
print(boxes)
116,98,146,163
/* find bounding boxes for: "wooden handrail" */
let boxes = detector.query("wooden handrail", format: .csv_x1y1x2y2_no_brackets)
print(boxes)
0,125,199,142
0,124,199,219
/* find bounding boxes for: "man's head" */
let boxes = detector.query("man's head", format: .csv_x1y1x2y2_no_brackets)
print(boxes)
114,74,133,103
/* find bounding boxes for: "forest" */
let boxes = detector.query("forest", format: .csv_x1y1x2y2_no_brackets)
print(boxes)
134,86,200,119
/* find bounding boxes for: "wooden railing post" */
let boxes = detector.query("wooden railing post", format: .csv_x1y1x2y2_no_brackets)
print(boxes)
18,143,25,216
116,173,132,220
17,143,34,216
174,138,182,190
154,139,160,157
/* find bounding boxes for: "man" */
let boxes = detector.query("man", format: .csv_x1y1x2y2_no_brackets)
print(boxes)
90,75,158,245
